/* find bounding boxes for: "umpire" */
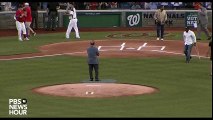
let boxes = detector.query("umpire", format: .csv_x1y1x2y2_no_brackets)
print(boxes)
87,40,100,81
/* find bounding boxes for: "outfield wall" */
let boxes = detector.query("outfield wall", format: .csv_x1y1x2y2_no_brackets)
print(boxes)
0,10,212,29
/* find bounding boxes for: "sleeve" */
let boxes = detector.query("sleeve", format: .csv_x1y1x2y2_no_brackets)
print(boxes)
191,31,196,43
200,8,207,16
14,14,17,20
154,10,157,20
183,32,186,42
164,11,167,21
66,3,70,12
96,48,99,56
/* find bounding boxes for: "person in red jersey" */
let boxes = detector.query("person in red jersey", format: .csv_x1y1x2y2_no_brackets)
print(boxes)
24,2,36,37
15,4,29,41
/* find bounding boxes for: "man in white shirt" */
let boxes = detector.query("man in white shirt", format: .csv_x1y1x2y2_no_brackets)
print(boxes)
65,3,80,39
183,27,197,63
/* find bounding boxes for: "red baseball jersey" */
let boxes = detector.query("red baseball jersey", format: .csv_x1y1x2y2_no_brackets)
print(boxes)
15,9,26,22
24,6,32,22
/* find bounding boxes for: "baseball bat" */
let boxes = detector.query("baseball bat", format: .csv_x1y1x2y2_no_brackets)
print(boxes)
194,45,200,59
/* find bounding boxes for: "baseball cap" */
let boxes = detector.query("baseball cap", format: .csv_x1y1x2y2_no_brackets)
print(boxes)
24,3,29,6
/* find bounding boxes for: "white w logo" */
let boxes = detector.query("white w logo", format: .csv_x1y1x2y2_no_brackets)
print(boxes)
127,13,140,26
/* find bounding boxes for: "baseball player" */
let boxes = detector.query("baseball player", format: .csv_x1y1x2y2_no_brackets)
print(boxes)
183,27,197,63
87,40,99,81
194,2,212,40
15,4,29,41
24,3,36,37
65,3,80,39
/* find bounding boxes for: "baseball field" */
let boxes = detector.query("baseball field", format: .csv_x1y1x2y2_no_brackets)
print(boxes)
0,28,212,118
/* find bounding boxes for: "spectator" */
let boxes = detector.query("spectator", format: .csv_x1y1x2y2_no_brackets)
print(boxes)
131,2,141,9
149,2,158,10
29,2,39,30
110,2,118,9
120,2,131,9
160,2,168,9
144,2,150,9
42,2,48,10
205,2,212,10
4,2,12,11
84,2,90,10
89,2,98,10
171,2,183,10
99,2,109,10
75,2,86,10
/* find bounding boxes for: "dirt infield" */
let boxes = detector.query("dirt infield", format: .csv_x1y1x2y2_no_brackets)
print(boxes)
32,83,158,98
0,40,209,60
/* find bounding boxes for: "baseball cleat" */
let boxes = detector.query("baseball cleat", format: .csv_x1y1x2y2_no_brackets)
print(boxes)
156,38,160,40
161,38,164,41
25,38,29,41
18,38,23,41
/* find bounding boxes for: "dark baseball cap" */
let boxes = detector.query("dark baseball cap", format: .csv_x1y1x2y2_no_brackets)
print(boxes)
185,27,190,29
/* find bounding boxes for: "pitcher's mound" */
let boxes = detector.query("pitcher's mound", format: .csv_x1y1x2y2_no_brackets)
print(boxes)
33,83,158,98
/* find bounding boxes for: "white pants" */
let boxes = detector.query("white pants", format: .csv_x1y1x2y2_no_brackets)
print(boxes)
16,21,26,39
66,19,80,38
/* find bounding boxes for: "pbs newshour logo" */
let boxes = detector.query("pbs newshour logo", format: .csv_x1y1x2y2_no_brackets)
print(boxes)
9,98,28,115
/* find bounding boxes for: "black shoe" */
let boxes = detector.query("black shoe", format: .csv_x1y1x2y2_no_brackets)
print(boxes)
52,29,56,31
196,38,201,40
45,29,50,31
207,36,212,40
190,56,192,59
90,79,93,81
95,79,99,81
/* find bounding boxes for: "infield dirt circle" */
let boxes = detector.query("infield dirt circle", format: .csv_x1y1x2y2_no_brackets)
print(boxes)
32,83,158,98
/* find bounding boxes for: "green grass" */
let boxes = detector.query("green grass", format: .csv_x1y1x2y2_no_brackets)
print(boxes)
0,31,211,118
0,56,211,117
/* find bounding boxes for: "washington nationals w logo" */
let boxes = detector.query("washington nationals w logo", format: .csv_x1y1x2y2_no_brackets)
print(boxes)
127,13,140,26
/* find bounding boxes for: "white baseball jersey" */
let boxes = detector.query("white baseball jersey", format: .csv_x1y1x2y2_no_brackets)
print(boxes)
183,30,196,45
65,7,80,39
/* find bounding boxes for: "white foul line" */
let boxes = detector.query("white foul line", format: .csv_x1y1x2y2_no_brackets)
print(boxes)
151,50,209,58
0,51,86,61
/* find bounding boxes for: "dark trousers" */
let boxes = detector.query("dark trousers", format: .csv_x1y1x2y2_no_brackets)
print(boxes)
156,23,165,38
184,44,193,63
47,11,57,30
88,64,99,80
31,11,38,29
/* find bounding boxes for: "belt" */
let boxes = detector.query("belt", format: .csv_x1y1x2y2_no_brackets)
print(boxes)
73,18,76,19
